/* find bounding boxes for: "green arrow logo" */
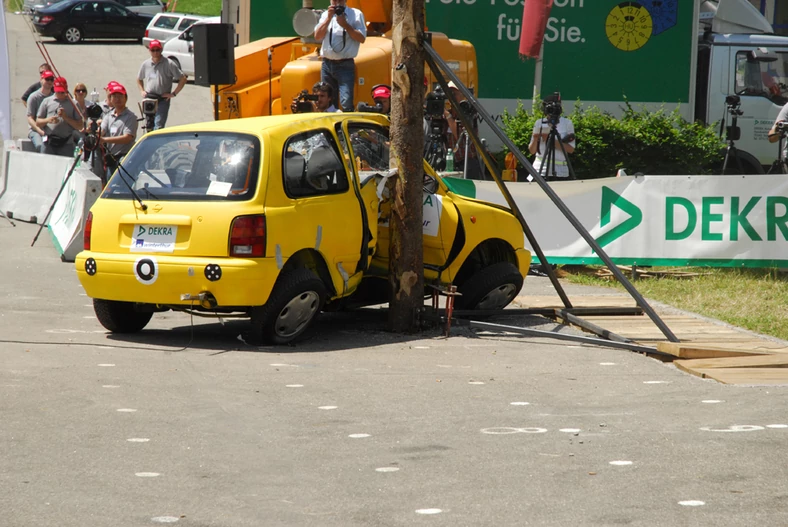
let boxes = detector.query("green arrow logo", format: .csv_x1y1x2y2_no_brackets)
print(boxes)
137,226,146,237
596,187,642,248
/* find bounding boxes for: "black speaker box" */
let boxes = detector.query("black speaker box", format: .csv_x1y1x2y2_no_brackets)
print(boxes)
193,23,235,87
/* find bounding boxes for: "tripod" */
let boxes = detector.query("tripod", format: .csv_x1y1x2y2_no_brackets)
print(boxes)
537,118,576,181
424,116,449,171
767,130,788,174
720,103,744,175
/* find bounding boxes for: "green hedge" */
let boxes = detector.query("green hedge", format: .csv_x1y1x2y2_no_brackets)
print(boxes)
500,99,725,179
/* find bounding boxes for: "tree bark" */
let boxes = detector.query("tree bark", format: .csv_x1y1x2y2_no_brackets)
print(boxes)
388,0,425,333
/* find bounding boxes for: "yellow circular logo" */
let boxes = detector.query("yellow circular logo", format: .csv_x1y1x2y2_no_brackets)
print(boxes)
606,2,653,52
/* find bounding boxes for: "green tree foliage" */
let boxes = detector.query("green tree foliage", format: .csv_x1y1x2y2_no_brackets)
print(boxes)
501,100,725,179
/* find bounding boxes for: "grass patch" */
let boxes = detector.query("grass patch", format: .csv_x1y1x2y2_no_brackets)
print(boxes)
166,0,220,16
562,266,788,341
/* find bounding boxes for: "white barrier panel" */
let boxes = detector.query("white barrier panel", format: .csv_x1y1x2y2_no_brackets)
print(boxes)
47,168,102,262
0,150,79,223
463,175,788,268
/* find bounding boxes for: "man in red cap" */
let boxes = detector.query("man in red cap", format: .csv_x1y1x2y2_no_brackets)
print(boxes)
26,69,55,153
371,84,391,115
35,77,82,156
98,83,138,182
136,39,186,130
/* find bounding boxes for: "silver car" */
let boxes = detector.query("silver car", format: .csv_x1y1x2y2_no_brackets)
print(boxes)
111,0,164,16
142,11,207,48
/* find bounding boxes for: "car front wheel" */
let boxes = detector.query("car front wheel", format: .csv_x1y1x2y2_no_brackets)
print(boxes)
93,299,153,333
455,262,524,311
247,269,327,345
62,26,83,44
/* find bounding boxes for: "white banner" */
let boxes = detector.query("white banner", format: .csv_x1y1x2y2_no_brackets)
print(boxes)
48,167,102,262
466,175,788,267
0,11,11,142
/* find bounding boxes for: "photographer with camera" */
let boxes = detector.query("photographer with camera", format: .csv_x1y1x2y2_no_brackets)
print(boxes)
290,82,340,114
313,0,366,113
136,39,187,130
767,101,788,173
36,77,83,157
98,83,138,182
357,84,391,115
529,93,576,181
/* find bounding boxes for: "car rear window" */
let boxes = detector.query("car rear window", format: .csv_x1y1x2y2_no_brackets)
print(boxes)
102,132,261,202
153,15,179,29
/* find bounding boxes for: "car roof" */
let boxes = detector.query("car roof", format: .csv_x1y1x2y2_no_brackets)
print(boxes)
150,113,390,138
151,11,208,19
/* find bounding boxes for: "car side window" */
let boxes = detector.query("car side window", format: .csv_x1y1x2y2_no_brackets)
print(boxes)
154,15,178,29
141,0,160,5
103,4,127,16
72,2,99,15
734,50,788,106
283,130,349,198
348,124,391,172
178,17,197,30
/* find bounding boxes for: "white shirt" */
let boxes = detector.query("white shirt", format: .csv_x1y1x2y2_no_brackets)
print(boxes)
531,117,576,178
315,8,366,60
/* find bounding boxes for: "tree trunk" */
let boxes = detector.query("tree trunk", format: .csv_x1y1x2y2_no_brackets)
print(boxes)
388,0,425,333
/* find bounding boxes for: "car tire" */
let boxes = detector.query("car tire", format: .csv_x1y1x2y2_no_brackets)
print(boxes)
62,26,83,44
247,269,327,345
93,299,153,333
454,262,523,311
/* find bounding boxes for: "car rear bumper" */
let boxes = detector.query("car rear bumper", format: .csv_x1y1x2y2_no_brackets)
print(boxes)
33,23,59,37
76,252,280,308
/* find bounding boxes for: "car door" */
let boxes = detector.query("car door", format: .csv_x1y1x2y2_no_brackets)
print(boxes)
67,2,98,36
163,26,193,74
96,3,134,37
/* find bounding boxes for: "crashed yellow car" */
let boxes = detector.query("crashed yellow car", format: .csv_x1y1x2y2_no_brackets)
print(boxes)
76,113,530,344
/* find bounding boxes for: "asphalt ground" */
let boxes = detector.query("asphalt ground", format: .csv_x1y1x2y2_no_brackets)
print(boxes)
5,11,788,527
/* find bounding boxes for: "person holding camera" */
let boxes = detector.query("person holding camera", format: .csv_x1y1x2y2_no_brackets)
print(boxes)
26,70,55,153
768,102,788,145
529,93,576,181
314,82,340,113
136,39,187,130
313,0,366,113
99,83,138,181
36,77,83,157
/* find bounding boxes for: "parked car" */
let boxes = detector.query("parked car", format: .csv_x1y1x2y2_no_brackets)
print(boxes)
143,11,208,48
111,0,164,16
162,16,221,75
23,0,67,13
75,113,531,344
33,0,153,44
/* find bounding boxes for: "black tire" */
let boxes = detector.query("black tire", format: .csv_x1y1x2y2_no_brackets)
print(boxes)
455,262,524,310
62,26,83,44
247,269,327,345
93,299,153,333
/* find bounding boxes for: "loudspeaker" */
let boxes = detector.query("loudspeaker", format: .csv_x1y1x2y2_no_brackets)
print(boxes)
193,23,235,87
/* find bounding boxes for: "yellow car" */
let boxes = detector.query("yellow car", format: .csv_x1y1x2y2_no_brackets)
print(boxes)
76,113,530,344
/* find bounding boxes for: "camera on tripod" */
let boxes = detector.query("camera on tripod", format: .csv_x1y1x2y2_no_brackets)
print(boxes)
292,89,319,113
726,94,744,116
141,98,158,117
425,86,447,119
81,104,104,156
542,92,563,125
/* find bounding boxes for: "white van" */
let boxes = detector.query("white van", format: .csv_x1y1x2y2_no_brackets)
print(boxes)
162,16,221,77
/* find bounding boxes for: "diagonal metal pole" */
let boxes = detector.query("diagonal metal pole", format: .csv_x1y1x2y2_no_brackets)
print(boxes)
423,39,679,343
424,48,572,309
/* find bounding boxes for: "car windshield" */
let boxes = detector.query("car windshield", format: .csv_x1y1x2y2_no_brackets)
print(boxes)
101,132,261,202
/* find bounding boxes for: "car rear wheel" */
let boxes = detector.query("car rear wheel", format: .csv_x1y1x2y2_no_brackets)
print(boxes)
62,26,83,44
247,269,327,345
93,299,153,333
455,262,523,311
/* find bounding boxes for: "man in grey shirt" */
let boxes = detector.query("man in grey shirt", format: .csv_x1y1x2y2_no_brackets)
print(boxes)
99,83,138,182
36,77,82,157
136,39,187,130
26,70,55,153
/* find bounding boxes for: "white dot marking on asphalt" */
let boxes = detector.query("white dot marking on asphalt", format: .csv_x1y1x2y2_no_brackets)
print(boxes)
348,434,371,438
270,363,297,367
599,362,616,366
415,509,443,515
318,406,338,410
559,428,581,433
285,384,304,388
135,472,160,477
643,381,670,384
83,316,95,319
103,385,120,388
702,400,724,404
414,346,430,349
678,500,705,507
700,425,764,433
128,438,150,443
117,409,138,413
468,381,485,385
375,467,400,473
609,460,633,466
151,516,179,523
767,424,788,429
98,364,115,367
566,346,583,349
510,402,531,406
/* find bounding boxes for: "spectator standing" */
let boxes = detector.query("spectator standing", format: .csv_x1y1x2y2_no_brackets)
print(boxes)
136,39,187,130
99,83,138,182
36,77,82,157
26,70,55,153
528,93,576,181
313,0,366,112
21,63,52,107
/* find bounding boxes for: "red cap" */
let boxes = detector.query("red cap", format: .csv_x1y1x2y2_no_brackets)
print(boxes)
372,85,391,99
53,77,68,93
149,39,162,50
105,80,120,91
108,83,127,96
40,70,55,79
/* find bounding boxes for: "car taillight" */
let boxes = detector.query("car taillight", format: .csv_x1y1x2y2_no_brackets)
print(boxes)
83,211,93,250
145,29,149,38
229,215,265,257
39,15,53,24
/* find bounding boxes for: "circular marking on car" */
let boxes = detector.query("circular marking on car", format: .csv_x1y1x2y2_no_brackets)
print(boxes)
135,472,160,478
678,500,705,507
375,467,400,473
415,509,443,515
134,257,159,285
609,460,633,466
348,433,371,438
85,257,97,276
204,264,222,281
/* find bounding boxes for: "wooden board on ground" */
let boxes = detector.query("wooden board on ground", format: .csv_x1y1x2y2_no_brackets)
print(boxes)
516,294,788,385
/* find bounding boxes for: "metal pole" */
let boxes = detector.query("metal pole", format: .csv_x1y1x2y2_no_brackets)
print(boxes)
423,40,679,342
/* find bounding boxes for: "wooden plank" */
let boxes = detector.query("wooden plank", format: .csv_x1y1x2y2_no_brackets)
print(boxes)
675,355,788,374
657,342,773,359
690,368,788,385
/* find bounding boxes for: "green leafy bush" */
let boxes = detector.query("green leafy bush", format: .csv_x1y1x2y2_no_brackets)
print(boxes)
500,99,725,179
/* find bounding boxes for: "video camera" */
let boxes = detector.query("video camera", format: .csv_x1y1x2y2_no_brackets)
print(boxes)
292,89,319,114
542,92,563,125
726,94,744,116
776,121,788,133
81,103,104,157
357,101,385,114
425,86,447,119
